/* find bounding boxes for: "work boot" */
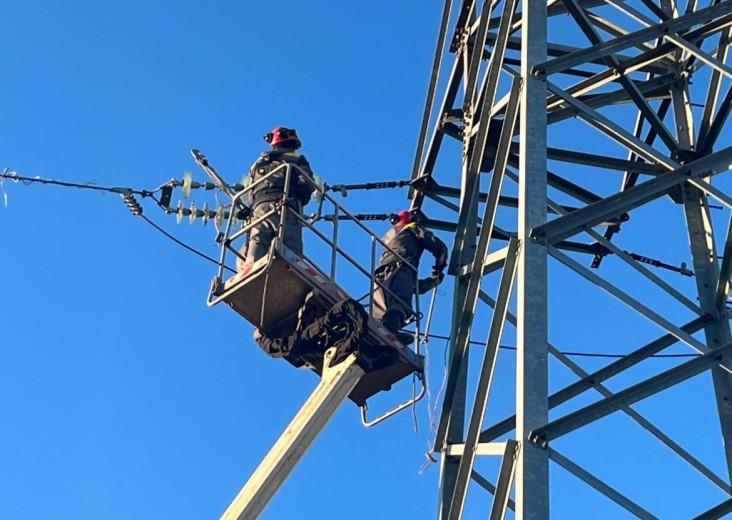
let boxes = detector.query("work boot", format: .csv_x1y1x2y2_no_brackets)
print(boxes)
396,331,415,346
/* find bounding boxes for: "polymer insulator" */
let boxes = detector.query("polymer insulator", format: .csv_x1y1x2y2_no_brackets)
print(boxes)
122,193,143,216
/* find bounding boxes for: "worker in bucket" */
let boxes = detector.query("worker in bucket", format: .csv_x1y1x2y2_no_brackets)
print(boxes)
372,209,448,343
239,126,316,271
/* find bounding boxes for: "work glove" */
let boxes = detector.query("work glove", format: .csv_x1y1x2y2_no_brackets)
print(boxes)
419,272,444,294
434,251,448,272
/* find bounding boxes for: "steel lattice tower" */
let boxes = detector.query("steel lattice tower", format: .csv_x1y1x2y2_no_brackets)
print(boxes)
410,1,732,518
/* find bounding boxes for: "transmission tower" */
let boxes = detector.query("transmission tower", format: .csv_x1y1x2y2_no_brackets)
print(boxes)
410,0,732,518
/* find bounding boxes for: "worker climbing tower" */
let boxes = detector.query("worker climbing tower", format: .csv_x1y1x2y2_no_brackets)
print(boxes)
410,0,732,518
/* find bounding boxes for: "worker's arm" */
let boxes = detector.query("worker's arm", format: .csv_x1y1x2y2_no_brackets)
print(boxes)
416,227,448,293
294,154,315,205
420,228,448,272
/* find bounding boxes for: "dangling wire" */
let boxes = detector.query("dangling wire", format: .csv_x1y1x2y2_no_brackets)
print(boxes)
412,285,441,435
412,375,420,435
0,167,9,207
419,334,450,475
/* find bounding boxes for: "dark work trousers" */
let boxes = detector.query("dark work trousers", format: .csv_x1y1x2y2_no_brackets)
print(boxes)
238,200,305,271
372,264,416,334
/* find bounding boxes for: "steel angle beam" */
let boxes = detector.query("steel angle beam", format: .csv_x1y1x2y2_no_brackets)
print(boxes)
530,145,732,245
492,0,633,34
715,215,732,311
680,182,732,484
446,238,519,520
411,0,455,191
533,3,732,77
496,34,669,74
450,0,520,273
479,315,712,442
436,84,521,448
549,449,658,520
545,341,732,494
547,314,712,411
474,309,729,492
547,82,678,167
445,442,507,457
559,0,678,151
504,156,604,205
699,26,732,147
591,95,672,268
488,440,520,520
546,147,667,174
471,470,515,512
428,185,576,214
546,72,677,122
699,83,732,154
548,246,717,358
692,498,732,520
529,341,732,446
689,178,732,211
464,0,498,106
412,56,464,206
515,0,549,515
544,12,732,112
665,33,732,80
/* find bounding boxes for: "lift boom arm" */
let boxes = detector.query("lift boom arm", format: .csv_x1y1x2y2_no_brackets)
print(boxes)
220,347,366,520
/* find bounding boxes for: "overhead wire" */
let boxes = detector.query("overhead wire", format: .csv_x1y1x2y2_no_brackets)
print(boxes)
1,168,234,273
0,169,164,197
139,214,235,273
422,332,701,359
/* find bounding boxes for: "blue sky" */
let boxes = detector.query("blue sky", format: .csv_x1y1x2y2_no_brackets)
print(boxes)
3,1,731,519
1,2,449,519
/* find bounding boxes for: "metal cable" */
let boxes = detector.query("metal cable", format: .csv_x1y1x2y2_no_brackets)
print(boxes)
422,332,701,359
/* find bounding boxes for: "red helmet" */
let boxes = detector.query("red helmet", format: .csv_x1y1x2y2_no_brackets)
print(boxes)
263,126,301,149
395,210,411,227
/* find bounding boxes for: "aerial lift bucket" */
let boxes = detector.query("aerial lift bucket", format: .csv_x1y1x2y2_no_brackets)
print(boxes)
191,152,429,417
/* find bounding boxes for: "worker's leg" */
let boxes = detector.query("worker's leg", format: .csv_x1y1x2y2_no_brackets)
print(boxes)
378,269,415,334
241,201,277,269
371,265,393,322
281,206,305,256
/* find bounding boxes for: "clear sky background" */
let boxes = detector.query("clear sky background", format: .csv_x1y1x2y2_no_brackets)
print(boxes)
2,1,731,519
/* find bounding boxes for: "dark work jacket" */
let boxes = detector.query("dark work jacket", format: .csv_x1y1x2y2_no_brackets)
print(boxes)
249,147,315,205
379,223,448,272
